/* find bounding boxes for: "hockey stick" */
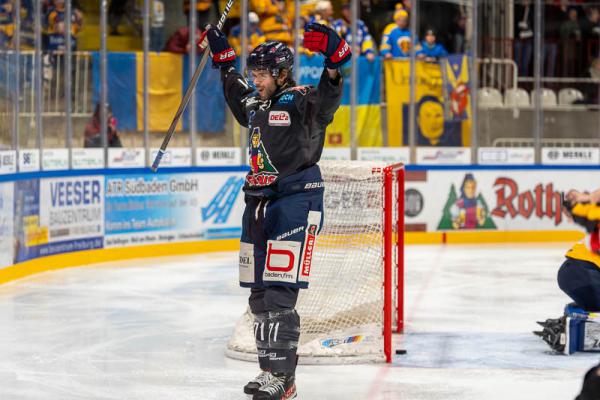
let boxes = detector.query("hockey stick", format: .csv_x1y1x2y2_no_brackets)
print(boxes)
151,0,236,172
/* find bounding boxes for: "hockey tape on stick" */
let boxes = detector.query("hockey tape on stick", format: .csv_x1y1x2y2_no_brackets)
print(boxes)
151,0,236,172
151,149,164,171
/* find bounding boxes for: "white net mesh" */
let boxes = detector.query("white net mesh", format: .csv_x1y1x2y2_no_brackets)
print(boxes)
226,161,390,364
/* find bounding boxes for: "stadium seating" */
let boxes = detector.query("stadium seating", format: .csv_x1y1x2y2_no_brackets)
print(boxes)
558,88,584,106
504,88,530,107
531,88,558,108
477,87,503,108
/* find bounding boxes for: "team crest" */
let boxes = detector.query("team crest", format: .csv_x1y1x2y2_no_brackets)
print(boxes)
247,127,279,186
398,36,411,54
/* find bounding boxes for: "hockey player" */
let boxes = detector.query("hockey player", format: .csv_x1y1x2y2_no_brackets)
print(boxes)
204,22,350,399
535,188,600,355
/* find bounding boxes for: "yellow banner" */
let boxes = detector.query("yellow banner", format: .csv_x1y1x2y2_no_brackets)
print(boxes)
325,105,383,147
136,53,183,132
384,58,471,147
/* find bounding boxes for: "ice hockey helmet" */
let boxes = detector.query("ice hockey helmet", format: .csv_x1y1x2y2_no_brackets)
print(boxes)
247,41,294,78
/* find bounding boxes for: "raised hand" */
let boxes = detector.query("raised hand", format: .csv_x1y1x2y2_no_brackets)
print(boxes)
204,24,236,69
303,23,351,69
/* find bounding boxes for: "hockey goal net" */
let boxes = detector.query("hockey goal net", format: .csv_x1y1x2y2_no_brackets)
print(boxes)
226,161,404,364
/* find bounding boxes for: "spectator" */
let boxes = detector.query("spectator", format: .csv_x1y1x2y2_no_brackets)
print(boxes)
561,7,583,77
380,8,412,58
583,57,600,104
381,3,405,41
451,13,466,54
582,7,600,71
514,0,534,76
251,0,292,45
163,26,203,54
45,0,83,51
150,0,165,52
333,2,376,61
21,0,34,30
417,29,448,61
229,12,266,55
307,0,334,26
108,0,127,36
543,0,563,77
84,104,122,148
184,0,214,30
0,0,14,49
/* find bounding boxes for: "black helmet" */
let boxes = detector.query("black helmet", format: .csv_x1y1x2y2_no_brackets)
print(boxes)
247,41,294,78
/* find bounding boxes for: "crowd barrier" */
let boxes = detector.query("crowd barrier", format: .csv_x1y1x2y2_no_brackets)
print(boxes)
0,164,595,285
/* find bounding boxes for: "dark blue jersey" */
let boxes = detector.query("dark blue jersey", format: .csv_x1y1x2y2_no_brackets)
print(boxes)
222,69,343,196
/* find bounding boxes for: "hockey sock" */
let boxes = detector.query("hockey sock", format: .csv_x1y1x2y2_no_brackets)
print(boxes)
253,312,271,371
266,309,300,375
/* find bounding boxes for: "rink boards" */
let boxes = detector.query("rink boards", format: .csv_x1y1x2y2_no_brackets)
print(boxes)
0,165,598,283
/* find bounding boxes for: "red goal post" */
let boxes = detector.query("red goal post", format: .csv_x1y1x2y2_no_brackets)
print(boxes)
383,163,405,362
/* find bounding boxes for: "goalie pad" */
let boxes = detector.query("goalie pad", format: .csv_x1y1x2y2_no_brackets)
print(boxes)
535,304,600,355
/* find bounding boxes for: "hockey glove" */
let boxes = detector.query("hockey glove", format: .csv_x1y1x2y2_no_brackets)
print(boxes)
204,24,236,70
303,23,351,69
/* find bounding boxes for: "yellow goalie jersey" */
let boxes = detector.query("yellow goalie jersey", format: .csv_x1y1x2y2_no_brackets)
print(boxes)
564,202,600,268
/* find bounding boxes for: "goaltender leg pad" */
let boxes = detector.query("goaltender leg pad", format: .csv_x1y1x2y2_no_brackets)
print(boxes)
557,258,600,311
566,310,600,354
536,305,600,354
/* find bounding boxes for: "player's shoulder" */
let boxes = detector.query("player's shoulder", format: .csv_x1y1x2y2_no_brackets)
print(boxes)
281,85,312,97
273,85,313,107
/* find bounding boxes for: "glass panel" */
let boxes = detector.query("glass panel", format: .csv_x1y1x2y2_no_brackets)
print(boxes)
539,1,600,154
0,0,16,149
476,0,535,161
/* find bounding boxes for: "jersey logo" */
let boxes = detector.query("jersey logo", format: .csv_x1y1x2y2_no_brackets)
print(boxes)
278,93,295,104
398,36,411,54
247,127,279,187
268,111,291,126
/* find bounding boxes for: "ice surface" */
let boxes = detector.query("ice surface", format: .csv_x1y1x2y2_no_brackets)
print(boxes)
0,244,597,399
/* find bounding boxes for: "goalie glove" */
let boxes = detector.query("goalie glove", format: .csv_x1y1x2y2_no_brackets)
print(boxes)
303,23,352,69
204,25,236,70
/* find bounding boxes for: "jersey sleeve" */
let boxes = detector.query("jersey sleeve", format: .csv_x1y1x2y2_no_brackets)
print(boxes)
222,69,254,127
294,70,343,138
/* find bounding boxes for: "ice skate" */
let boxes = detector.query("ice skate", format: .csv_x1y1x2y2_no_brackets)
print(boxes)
534,316,566,353
253,373,296,400
244,370,273,395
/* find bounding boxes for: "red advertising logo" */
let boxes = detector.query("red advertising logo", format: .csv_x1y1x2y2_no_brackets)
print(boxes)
301,225,317,277
491,177,562,225
266,243,296,272
268,111,291,126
